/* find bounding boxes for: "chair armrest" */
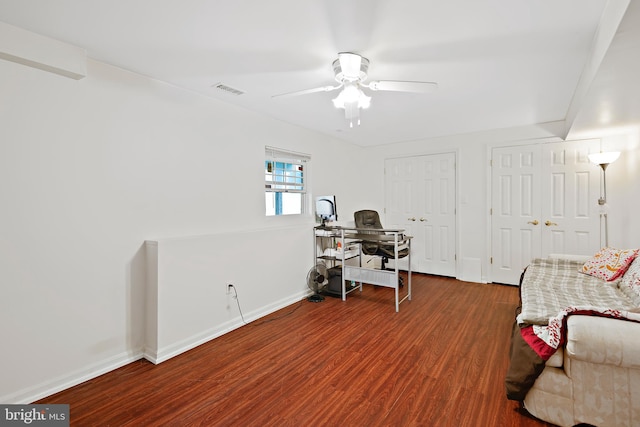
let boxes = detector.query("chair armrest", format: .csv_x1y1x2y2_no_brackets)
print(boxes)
566,315,640,369
344,233,411,243
348,227,406,234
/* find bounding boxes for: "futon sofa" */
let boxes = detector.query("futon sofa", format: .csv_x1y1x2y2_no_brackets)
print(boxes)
506,251,640,427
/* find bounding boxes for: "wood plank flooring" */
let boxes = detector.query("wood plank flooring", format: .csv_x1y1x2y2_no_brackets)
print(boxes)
37,274,554,426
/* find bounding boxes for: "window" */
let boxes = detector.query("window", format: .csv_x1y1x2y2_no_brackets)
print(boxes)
265,146,310,216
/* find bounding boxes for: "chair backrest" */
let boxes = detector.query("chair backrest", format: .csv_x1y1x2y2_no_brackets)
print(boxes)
354,210,384,231
354,210,385,255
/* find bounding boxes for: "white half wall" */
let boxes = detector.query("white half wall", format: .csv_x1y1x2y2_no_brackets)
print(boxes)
145,226,311,364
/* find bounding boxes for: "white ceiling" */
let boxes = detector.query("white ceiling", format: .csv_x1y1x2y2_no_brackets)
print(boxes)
568,0,640,139
0,0,637,146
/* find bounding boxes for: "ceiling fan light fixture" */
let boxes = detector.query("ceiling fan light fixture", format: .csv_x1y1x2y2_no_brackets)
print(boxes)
331,95,342,109
333,52,369,83
332,84,371,110
358,91,371,109
344,101,361,128
338,52,363,80
342,84,362,103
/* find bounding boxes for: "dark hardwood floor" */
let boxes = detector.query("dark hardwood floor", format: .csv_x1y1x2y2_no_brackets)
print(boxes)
37,274,554,426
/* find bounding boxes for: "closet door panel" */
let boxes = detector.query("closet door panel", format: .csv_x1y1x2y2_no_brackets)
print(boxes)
491,146,541,285
385,153,457,276
491,141,601,285
540,141,601,256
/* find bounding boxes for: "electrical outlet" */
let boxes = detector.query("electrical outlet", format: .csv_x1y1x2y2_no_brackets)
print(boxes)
226,282,233,295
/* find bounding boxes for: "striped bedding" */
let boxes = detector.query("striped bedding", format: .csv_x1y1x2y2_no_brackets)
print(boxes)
516,257,639,326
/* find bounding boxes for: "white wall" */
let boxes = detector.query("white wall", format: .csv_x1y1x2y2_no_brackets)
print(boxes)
571,130,640,249
0,57,379,403
615,133,640,247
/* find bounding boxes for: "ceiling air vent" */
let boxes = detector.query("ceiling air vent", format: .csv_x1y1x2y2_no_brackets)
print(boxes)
212,83,244,96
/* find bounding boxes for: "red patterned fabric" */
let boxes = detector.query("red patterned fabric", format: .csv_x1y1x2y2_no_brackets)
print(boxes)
521,307,640,360
520,325,557,360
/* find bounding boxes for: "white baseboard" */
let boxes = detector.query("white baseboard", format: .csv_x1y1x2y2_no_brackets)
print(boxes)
148,290,309,364
2,350,143,404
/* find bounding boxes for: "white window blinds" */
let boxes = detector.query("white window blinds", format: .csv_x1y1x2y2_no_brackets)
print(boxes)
265,146,310,194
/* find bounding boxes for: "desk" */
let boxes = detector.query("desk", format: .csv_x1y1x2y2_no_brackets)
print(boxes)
314,226,363,300
314,226,412,312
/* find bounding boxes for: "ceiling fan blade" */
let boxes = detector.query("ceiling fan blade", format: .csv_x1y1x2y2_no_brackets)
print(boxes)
367,80,438,93
272,85,341,98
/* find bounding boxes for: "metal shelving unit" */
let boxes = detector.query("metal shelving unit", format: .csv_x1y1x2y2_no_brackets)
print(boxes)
313,225,412,311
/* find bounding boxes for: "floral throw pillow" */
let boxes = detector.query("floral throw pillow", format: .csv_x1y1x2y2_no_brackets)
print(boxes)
581,247,639,281
621,257,640,297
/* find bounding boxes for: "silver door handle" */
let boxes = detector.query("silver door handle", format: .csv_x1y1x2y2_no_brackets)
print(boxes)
408,217,416,221
420,218,427,222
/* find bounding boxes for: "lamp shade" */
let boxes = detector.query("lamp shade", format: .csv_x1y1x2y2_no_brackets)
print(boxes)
588,151,620,165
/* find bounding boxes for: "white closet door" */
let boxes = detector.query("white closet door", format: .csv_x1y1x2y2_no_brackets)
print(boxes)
385,156,418,272
540,140,601,256
491,145,542,285
385,153,457,276
491,141,601,285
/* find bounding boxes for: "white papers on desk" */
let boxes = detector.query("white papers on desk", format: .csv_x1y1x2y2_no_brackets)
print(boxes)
323,247,359,259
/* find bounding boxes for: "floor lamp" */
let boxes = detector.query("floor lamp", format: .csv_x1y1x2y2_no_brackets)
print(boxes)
588,151,620,247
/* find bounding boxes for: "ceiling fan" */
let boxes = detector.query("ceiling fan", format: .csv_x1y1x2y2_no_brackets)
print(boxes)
273,52,438,127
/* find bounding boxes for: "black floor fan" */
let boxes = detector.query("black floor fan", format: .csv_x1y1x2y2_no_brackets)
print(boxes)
306,263,329,302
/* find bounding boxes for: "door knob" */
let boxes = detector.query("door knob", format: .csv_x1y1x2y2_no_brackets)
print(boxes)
527,220,539,225
420,218,427,222
408,217,416,221
545,221,558,227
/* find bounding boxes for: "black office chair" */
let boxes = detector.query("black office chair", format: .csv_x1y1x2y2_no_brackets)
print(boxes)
354,210,409,272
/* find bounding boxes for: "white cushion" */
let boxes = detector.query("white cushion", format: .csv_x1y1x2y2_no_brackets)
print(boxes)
546,347,564,367
566,316,640,368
